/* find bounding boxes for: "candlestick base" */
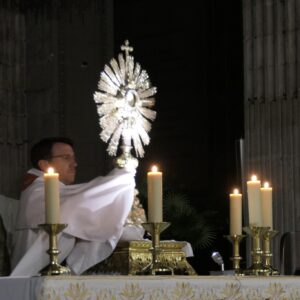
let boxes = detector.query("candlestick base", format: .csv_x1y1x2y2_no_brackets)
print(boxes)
39,223,71,276
40,261,72,276
262,229,280,276
224,234,246,276
243,226,270,276
137,222,173,275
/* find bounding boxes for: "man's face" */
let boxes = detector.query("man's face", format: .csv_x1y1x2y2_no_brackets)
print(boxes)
48,142,77,185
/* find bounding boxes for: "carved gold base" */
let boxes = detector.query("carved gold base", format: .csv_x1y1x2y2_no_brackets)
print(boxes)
85,240,197,275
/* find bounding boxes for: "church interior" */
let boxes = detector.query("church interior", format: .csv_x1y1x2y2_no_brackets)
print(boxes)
1,0,300,298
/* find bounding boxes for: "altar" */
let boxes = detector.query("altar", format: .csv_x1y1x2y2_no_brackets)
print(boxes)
2,275,300,299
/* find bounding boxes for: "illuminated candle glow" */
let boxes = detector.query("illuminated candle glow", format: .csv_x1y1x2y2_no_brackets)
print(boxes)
44,167,60,224
261,181,273,229
247,174,262,226
229,188,242,235
147,165,163,222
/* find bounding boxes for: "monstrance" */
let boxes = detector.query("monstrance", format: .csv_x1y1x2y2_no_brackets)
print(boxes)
93,40,157,170
93,40,157,224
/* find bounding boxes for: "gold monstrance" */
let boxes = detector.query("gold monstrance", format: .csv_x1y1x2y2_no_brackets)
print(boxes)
93,40,157,169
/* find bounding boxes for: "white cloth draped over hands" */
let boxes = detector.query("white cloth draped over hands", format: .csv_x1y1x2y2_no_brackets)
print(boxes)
11,167,137,276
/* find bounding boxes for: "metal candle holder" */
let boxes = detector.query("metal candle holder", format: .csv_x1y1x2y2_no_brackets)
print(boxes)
139,222,173,275
262,229,280,275
224,234,246,275
39,223,71,276
243,226,269,276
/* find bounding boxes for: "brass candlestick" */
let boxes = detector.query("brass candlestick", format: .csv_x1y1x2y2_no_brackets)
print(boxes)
262,229,279,276
243,226,269,276
224,234,246,275
139,222,173,275
39,224,71,276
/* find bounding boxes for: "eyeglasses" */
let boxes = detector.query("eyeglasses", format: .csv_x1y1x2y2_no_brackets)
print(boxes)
48,154,77,162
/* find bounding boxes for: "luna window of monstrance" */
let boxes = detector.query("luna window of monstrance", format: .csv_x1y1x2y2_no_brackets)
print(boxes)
93,40,157,170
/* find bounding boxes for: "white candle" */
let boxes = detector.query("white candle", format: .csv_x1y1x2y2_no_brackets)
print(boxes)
261,182,273,229
247,174,262,226
229,188,242,235
44,167,60,224
147,165,163,222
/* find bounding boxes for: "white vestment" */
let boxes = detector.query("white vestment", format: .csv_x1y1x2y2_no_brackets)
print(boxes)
10,168,142,276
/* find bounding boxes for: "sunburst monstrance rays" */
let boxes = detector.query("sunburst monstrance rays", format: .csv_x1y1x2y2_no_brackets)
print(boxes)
94,40,157,158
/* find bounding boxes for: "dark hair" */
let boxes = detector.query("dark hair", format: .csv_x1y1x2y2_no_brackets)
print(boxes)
30,137,74,169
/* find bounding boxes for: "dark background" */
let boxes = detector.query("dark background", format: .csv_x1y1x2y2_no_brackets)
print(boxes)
113,0,244,274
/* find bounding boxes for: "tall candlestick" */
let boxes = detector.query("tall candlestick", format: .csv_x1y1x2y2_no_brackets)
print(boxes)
147,165,163,222
247,175,262,226
261,182,273,229
229,189,242,235
44,167,60,224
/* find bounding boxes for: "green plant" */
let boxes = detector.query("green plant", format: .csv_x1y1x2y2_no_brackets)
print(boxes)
160,192,217,250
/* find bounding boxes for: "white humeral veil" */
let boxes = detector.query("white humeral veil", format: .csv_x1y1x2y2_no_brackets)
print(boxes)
10,167,137,276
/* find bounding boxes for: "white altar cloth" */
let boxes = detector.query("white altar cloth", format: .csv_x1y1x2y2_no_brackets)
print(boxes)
0,276,38,300
2,275,300,299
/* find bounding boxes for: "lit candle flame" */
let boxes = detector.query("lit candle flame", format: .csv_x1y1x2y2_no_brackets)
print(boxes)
263,182,270,188
233,188,239,194
47,167,55,174
151,165,158,172
251,174,257,181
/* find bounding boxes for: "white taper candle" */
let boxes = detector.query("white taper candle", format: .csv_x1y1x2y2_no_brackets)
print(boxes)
229,188,242,235
147,165,163,222
247,175,262,226
261,181,273,229
44,167,60,224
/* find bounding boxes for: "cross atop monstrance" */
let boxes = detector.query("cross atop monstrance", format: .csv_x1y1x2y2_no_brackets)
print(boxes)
93,40,157,170
121,40,133,60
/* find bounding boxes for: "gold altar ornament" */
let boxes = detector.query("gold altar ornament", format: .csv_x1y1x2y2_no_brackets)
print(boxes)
85,240,196,275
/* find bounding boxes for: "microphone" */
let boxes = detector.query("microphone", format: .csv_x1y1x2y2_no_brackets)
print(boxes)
211,251,224,271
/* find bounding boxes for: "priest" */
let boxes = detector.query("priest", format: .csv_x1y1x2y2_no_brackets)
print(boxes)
10,137,143,276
